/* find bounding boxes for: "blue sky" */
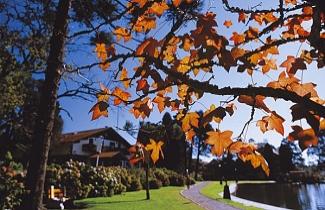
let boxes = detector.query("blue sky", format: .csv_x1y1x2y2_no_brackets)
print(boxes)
59,0,325,149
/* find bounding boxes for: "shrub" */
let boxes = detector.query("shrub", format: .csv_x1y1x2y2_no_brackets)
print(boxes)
128,176,142,191
45,163,63,189
149,178,162,189
189,177,196,185
109,167,131,190
0,152,25,209
169,173,185,186
153,168,170,186
114,183,126,194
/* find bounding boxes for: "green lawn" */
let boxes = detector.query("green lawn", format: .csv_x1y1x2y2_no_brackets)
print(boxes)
200,182,262,210
75,186,203,210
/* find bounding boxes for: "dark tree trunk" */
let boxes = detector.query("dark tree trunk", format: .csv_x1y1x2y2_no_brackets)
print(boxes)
184,140,187,174
194,140,201,180
145,162,150,200
188,142,193,174
19,0,70,209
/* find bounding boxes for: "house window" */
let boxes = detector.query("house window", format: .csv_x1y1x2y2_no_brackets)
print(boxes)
110,142,115,148
89,138,94,144
121,160,128,168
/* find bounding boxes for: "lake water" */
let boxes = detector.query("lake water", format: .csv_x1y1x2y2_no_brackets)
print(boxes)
234,183,325,210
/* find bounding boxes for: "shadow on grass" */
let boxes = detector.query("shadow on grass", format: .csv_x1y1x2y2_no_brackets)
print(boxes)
76,198,147,207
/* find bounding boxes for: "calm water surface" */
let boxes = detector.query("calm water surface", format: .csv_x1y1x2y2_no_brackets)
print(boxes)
234,183,325,210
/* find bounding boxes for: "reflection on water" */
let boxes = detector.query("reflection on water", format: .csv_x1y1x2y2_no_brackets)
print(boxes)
234,183,325,210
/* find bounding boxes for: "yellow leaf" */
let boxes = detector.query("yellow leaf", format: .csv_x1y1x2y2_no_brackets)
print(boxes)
114,27,131,42
120,68,130,88
231,47,246,59
177,56,191,73
132,0,147,8
149,2,169,17
145,139,164,164
256,112,285,135
97,83,110,102
206,130,233,156
182,112,200,132
186,129,196,142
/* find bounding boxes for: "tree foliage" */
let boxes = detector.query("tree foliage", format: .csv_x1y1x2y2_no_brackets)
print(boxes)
89,0,325,176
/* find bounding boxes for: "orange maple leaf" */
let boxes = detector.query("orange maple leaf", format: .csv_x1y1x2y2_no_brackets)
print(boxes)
96,83,110,102
223,20,232,28
181,112,200,132
89,101,109,120
285,0,297,5
133,16,156,33
256,112,285,135
130,97,153,119
136,38,159,57
290,82,318,97
230,32,245,45
112,87,131,105
267,71,299,89
202,105,227,125
185,129,196,142
172,0,182,7
238,95,271,113
231,47,246,59
181,34,193,51
288,126,318,150
206,130,233,157
238,12,247,23
259,58,277,74
153,95,166,113
114,27,131,42
280,56,296,73
136,79,149,92
245,27,259,39
131,0,147,8
120,68,130,88
228,141,244,154
148,2,169,17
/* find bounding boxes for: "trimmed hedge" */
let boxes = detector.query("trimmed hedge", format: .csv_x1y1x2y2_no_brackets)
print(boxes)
44,160,193,200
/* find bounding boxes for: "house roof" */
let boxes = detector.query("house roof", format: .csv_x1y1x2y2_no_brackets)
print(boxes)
90,151,120,159
60,127,137,146
61,128,109,143
114,128,137,145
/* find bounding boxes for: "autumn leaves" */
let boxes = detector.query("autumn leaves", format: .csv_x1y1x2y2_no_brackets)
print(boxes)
88,0,325,176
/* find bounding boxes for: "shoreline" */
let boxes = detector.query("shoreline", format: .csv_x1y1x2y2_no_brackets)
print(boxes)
219,181,292,210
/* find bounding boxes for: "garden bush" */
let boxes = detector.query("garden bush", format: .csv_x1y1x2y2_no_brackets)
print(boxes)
149,178,162,189
0,152,25,210
153,168,170,186
109,166,131,190
114,183,126,194
128,176,142,191
45,160,189,199
169,173,186,186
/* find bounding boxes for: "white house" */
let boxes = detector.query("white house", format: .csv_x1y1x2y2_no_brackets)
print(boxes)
50,127,137,167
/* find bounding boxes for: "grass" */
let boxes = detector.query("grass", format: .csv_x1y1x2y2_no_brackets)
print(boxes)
75,186,204,210
200,182,262,210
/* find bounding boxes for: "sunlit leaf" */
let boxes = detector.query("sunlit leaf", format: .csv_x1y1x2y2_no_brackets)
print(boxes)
145,139,164,164
89,101,109,120
206,130,233,157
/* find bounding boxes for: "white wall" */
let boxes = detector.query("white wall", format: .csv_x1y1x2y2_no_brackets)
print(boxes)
72,136,118,156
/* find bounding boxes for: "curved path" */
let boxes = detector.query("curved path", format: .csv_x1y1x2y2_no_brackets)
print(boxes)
181,182,241,210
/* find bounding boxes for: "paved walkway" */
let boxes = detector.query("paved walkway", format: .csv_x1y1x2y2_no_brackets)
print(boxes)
181,182,241,210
